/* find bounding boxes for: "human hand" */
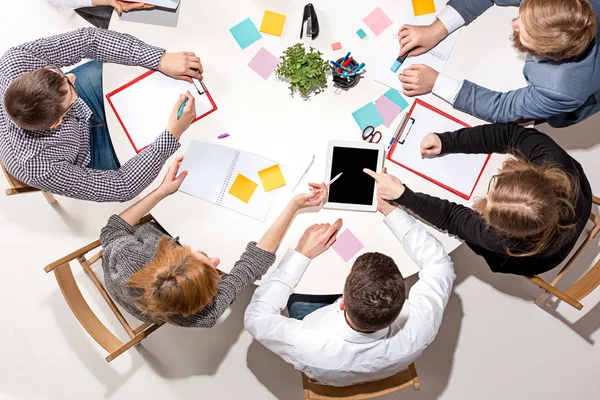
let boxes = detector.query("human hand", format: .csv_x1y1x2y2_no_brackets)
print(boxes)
94,0,154,13
399,64,439,97
290,183,328,210
157,156,187,197
420,133,442,158
167,92,196,140
158,52,204,83
398,19,449,57
296,219,343,259
377,189,397,216
363,168,405,201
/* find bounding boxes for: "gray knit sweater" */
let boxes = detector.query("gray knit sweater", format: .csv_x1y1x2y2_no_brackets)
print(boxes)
99,215,276,328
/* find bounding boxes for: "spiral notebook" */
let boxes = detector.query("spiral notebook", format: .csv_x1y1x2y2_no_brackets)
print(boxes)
374,4,461,92
178,141,279,221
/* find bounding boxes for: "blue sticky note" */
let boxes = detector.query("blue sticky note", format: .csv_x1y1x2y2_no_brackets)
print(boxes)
352,102,384,131
383,89,410,110
356,28,367,39
230,18,262,50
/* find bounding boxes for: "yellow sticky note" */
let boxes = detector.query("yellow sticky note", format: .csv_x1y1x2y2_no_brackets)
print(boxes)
412,0,436,16
258,164,286,192
228,174,258,203
260,11,287,36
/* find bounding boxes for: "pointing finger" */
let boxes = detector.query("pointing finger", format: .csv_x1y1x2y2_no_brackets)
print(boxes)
363,169,379,181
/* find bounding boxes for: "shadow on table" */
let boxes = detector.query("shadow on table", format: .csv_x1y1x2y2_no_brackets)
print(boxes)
536,112,600,151
139,286,255,378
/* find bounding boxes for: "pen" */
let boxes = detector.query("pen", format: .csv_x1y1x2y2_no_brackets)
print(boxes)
177,96,189,120
390,53,409,73
292,155,316,191
309,172,343,201
352,62,366,74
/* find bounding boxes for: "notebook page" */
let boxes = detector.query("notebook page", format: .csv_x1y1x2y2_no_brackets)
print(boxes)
178,141,237,204
122,0,179,9
374,10,461,92
389,104,488,196
219,151,277,221
108,72,214,152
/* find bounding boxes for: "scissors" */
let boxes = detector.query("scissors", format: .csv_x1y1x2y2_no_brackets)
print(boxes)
362,126,382,143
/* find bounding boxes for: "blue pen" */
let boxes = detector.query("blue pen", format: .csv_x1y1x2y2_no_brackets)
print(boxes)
387,136,395,149
330,60,343,69
177,96,189,120
353,62,366,73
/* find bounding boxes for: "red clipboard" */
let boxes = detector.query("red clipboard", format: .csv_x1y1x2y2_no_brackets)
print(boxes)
387,99,491,200
106,70,217,153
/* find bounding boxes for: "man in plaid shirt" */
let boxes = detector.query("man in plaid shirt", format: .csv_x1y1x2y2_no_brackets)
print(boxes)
0,27,202,202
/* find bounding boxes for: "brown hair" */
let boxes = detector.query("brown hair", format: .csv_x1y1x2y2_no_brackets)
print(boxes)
126,237,222,322
4,68,70,130
473,157,578,258
343,252,406,332
518,0,597,60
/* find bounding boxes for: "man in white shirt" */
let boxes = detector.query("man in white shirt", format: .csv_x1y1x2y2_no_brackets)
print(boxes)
244,193,456,387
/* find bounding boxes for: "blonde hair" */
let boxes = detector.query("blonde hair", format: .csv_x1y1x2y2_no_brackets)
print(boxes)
473,157,578,257
519,0,597,60
127,237,221,322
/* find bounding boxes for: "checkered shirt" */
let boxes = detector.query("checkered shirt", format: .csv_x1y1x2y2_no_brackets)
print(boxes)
0,28,180,202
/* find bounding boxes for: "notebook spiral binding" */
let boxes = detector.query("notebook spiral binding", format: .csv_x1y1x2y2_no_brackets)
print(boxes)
217,150,240,204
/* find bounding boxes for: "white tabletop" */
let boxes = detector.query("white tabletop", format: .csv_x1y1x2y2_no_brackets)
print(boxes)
104,0,525,294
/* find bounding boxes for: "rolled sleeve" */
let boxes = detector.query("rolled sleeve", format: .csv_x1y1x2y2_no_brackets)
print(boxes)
270,249,311,290
436,6,466,34
433,74,464,105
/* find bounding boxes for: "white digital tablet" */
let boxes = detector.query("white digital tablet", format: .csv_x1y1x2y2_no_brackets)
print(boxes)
324,140,385,212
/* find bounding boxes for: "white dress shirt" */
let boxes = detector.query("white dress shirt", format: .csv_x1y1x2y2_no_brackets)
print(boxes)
47,0,94,9
432,6,466,104
244,208,456,387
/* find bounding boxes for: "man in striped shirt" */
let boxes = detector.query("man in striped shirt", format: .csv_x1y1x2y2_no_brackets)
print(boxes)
0,27,201,202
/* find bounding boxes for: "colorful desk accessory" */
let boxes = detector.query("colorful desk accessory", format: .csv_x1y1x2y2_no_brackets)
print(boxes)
331,42,342,51
229,18,262,49
218,133,230,139
260,11,286,36
229,174,258,204
330,53,364,90
248,47,280,80
332,229,364,262
292,155,315,191
258,164,286,192
352,102,384,130
363,6,393,36
412,0,436,17
356,28,367,39
309,172,342,201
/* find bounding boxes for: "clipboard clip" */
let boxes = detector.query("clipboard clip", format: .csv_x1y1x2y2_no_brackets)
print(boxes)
391,114,415,146
192,79,206,96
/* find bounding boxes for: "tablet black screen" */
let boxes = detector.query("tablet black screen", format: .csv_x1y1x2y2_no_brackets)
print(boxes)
328,146,379,206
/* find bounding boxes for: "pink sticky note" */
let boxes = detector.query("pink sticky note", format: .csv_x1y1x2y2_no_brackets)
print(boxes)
331,42,342,51
375,95,403,128
248,47,280,80
363,7,393,36
332,229,364,262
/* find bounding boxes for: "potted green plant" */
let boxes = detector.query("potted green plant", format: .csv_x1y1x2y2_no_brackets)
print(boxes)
276,43,329,99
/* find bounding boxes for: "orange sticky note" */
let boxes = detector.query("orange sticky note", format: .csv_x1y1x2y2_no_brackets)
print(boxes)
260,11,287,36
412,0,436,16
258,164,286,192
228,174,258,203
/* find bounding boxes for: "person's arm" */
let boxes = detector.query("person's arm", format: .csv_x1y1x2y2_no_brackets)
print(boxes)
447,0,521,26
244,220,342,363
452,81,584,124
383,207,455,331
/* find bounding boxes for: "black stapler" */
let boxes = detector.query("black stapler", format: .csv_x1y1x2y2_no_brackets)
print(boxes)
300,3,319,40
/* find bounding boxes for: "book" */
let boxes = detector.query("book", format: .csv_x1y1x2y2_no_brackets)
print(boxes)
178,141,283,221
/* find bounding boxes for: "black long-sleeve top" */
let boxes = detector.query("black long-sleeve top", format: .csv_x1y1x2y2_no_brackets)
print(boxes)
394,123,592,276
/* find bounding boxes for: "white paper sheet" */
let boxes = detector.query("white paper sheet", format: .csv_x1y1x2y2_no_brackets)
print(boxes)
178,141,278,221
374,9,462,92
388,102,489,198
108,71,215,152
122,0,179,10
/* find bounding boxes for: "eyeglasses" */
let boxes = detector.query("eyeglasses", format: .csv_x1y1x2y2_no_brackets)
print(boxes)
487,174,499,193
45,65,78,117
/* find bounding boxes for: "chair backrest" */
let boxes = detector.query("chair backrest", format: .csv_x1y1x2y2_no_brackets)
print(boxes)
301,364,419,400
45,225,161,362
1,161,56,203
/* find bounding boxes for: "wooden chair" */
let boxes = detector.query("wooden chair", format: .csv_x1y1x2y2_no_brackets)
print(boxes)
525,195,600,310
44,214,162,362
301,364,420,400
1,162,56,204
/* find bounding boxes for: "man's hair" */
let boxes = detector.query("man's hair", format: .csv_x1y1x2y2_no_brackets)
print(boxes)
4,68,70,130
519,0,597,60
127,237,222,322
343,252,406,332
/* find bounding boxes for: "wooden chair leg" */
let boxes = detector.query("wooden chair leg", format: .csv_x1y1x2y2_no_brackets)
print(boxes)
42,191,57,204
526,275,583,310
409,364,420,390
105,323,162,362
